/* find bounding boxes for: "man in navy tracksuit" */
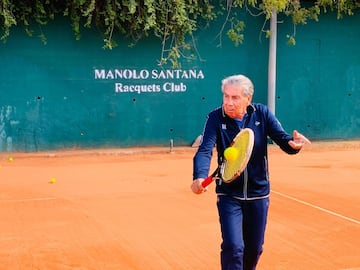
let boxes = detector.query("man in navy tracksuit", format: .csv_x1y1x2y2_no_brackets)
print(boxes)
191,74,310,270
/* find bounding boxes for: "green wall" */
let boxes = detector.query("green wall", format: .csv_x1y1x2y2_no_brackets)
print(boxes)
276,12,360,140
0,11,359,152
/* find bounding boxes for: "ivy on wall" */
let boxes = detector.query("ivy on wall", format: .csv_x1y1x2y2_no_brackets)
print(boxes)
1,0,359,67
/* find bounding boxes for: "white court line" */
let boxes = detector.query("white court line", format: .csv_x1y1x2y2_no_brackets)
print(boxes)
272,190,360,225
0,197,58,203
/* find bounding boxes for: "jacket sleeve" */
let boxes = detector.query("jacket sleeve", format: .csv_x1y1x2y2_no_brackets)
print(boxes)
193,112,218,180
264,106,299,155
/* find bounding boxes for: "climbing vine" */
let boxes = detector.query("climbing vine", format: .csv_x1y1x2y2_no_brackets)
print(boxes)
0,0,359,66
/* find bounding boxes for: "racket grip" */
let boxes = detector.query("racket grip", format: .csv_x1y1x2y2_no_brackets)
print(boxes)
201,176,214,188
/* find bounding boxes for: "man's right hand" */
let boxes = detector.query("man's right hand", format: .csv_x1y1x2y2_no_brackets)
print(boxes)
191,178,207,194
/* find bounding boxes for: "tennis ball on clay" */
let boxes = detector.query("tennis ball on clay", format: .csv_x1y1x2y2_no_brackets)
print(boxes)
7,157,13,162
49,178,57,184
224,147,239,161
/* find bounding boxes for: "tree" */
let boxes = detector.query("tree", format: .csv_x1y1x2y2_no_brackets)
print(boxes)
1,0,359,67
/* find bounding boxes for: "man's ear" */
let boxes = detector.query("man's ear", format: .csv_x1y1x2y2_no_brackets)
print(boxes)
247,95,253,103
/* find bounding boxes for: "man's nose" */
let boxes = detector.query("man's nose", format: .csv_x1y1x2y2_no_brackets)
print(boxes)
227,98,234,105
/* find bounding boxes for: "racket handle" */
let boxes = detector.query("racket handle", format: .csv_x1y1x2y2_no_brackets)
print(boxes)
201,175,214,188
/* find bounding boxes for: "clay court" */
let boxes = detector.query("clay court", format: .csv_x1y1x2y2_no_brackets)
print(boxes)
0,141,359,270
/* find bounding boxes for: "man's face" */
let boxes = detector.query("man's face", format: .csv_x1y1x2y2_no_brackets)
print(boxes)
223,84,252,119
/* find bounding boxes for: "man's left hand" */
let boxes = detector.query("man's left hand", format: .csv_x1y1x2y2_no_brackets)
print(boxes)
288,130,311,150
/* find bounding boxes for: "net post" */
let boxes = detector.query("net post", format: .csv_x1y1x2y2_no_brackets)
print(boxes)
169,139,174,153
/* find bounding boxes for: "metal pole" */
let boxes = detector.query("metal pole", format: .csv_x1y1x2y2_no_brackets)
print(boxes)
268,8,277,114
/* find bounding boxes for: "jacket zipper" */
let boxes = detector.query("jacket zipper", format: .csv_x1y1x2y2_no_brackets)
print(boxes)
241,112,251,200
243,167,248,199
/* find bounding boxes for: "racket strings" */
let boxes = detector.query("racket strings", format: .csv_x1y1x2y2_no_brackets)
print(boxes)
222,129,254,182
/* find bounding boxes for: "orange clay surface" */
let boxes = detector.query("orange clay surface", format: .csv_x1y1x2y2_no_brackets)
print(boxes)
0,141,360,270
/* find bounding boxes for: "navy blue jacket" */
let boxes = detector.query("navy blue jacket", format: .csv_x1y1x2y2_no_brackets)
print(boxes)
193,103,299,200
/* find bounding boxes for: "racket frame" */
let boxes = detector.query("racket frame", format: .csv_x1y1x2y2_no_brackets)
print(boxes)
221,128,254,182
201,128,254,188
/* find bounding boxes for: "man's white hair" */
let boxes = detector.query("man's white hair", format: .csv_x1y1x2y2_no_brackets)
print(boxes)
221,74,254,96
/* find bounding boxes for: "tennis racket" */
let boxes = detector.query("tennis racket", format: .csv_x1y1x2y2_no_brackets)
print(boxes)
201,128,254,187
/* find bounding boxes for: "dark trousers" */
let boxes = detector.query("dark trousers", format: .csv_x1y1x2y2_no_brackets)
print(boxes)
217,195,269,270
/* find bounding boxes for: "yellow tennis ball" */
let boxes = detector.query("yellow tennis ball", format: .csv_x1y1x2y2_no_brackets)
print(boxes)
224,147,239,161
8,157,13,162
49,178,57,184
